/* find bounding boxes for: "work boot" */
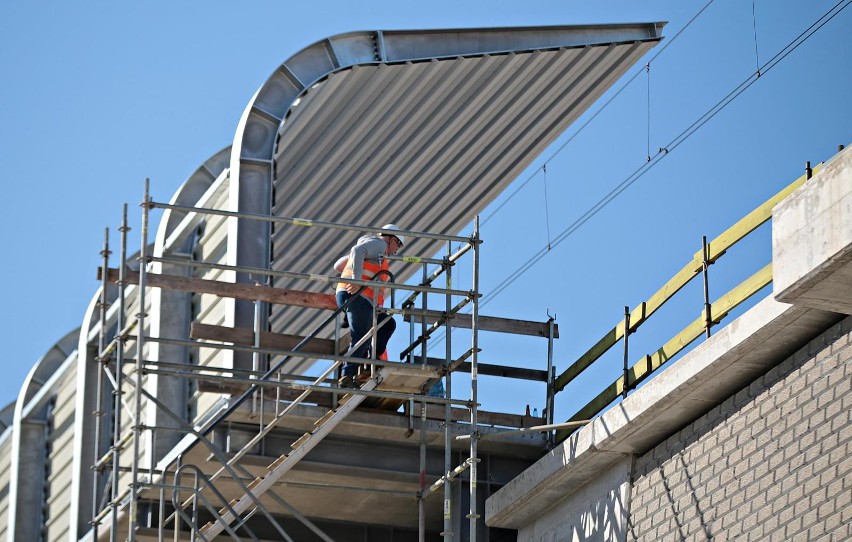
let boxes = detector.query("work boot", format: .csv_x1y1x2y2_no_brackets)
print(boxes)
338,374,358,389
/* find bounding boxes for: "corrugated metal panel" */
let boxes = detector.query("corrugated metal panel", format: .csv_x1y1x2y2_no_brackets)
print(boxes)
44,364,77,542
262,33,660,339
0,441,11,540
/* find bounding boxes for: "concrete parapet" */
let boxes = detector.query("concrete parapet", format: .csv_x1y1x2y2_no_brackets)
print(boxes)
485,297,840,530
487,144,852,538
774,144,852,314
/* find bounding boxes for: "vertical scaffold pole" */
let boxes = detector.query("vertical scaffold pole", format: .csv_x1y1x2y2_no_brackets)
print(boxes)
421,264,428,367
418,399,427,542
546,315,555,446
252,296,264,432
469,217,480,542
111,205,129,542
129,180,150,542
443,243,453,541
91,228,110,541
623,306,630,398
418,263,428,542
702,236,712,338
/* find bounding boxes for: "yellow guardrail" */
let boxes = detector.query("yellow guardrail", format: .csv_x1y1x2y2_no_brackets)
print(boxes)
554,162,822,443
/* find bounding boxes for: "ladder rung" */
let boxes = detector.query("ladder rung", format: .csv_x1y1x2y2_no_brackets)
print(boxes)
246,477,264,492
314,410,336,426
291,432,312,450
267,453,289,471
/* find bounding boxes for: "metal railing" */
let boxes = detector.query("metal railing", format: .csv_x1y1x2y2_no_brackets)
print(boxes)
554,161,821,443
86,179,497,542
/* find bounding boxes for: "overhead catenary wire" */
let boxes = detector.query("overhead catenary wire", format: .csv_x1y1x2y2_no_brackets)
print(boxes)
425,1,719,353
752,0,762,76
481,0,718,227
480,0,851,307
542,164,552,251
646,63,652,162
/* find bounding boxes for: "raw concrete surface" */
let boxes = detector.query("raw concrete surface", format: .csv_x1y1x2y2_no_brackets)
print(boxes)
487,141,852,531
774,144,852,315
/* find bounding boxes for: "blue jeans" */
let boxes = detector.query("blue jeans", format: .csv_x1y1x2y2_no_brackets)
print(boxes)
336,291,396,376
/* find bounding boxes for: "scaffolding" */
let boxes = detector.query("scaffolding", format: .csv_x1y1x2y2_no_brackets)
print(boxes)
86,179,557,542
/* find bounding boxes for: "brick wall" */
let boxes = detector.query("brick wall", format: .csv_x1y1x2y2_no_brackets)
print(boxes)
629,317,852,541
518,458,631,541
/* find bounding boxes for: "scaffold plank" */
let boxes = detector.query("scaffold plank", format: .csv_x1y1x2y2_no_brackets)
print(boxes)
190,322,347,355
99,267,337,309
404,310,559,338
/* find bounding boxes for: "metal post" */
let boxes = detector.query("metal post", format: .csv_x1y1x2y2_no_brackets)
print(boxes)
112,205,129,542
418,400,427,542
443,244,453,542
370,294,378,378
702,236,712,338
418,260,430,542
420,264,428,367
130,179,151,542
469,217,480,542
623,306,630,398
251,296,265,438
546,315,555,445
91,228,110,541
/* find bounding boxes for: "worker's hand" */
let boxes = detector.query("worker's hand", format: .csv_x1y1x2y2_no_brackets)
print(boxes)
344,282,359,294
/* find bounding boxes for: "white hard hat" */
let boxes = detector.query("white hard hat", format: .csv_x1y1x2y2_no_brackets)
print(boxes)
381,224,405,247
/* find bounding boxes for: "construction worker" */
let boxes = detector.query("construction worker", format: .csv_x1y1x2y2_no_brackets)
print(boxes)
335,224,404,388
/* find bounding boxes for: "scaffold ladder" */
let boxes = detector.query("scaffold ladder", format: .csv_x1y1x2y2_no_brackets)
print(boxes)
197,376,379,539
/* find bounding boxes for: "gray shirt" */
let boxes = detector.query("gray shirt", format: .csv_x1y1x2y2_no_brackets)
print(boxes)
334,234,388,303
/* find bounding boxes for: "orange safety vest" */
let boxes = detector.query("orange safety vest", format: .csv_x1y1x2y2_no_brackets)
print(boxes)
336,258,390,306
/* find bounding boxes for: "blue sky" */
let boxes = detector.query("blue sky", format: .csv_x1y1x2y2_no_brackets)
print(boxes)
1,1,850,420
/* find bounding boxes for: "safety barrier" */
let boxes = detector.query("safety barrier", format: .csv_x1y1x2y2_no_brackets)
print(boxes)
554,162,821,443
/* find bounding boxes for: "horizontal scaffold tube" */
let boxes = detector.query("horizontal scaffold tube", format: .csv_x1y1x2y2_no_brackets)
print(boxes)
101,264,471,302
424,458,478,497
150,200,474,244
454,420,590,441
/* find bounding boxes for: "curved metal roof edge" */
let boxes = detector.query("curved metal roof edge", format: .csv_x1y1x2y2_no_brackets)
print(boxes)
155,145,232,249
0,401,15,445
13,328,79,418
225,23,665,271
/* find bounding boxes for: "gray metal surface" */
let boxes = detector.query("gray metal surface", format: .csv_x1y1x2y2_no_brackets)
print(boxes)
224,24,665,339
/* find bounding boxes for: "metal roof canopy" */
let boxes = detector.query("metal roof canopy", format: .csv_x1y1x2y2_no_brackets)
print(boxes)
226,24,665,340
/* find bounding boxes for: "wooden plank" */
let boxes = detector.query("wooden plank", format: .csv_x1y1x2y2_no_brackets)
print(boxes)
454,361,548,382
198,380,337,408
190,322,347,355
99,267,337,310
555,263,774,443
404,310,558,338
553,168,816,394
196,379,537,427
695,168,816,264
400,356,548,381
424,404,544,428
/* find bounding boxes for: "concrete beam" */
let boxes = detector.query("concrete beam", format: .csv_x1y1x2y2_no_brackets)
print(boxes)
487,145,852,530
774,145,852,314
485,297,841,529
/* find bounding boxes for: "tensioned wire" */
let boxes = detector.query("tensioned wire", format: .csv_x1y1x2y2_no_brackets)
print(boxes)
423,0,719,352
480,0,718,228
479,0,851,308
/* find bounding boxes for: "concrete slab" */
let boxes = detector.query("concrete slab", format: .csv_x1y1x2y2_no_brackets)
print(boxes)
487,145,852,530
486,296,841,529
774,144,852,314
138,372,546,536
